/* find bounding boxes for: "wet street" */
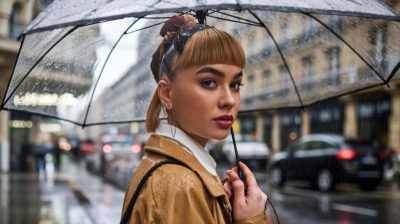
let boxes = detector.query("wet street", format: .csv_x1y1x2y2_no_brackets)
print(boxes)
267,184,400,224
0,159,125,224
0,159,399,224
217,162,400,224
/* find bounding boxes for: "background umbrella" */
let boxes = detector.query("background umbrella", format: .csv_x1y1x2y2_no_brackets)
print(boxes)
0,0,399,127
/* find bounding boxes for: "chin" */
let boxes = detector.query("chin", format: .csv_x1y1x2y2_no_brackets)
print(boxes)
209,129,230,140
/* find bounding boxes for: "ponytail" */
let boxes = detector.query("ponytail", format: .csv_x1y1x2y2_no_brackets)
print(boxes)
146,91,162,132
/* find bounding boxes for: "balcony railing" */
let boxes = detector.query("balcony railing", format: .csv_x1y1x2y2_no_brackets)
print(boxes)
241,68,360,109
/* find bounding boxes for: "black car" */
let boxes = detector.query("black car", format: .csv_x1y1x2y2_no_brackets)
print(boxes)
268,134,383,192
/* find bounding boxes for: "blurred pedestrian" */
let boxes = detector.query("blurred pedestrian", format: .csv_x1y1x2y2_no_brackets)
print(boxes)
52,136,62,172
32,144,50,180
121,14,271,223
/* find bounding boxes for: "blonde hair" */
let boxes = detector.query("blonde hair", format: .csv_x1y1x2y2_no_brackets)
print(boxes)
146,26,246,132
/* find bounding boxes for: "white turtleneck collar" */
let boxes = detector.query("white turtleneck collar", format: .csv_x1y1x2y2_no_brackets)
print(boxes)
155,122,218,176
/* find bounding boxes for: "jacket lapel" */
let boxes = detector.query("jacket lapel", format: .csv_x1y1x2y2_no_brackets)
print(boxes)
145,134,226,198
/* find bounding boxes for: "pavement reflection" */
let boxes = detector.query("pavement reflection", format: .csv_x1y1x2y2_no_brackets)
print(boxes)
0,158,124,224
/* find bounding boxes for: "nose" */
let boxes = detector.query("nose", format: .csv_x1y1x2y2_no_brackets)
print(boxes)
218,86,236,109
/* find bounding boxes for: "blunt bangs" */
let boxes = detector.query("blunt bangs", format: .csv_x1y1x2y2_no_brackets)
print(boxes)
173,28,246,70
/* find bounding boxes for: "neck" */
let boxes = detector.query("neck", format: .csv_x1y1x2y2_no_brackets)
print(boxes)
170,123,208,148
188,134,208,148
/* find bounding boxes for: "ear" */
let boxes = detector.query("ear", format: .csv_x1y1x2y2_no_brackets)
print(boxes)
157,79,173,110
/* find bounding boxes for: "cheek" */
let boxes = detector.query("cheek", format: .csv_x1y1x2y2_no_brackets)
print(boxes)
173,88,213,121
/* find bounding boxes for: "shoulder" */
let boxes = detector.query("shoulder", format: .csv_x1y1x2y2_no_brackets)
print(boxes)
148,163,211,208
150,163,205,193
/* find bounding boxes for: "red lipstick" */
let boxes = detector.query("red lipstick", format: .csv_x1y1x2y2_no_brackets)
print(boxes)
214,115,233,129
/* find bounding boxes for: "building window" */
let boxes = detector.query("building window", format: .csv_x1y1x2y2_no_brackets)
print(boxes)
247,32,257,55
263,70,271,92
326,47,341,86
9,3,23,40
281,20,290,43
279,65,290,96
247,75,255,95
304,16,317,33
302,56,314,91
369,26,387,72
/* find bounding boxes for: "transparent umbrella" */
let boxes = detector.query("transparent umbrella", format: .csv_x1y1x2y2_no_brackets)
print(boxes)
1,1,399,223
0,0,399,127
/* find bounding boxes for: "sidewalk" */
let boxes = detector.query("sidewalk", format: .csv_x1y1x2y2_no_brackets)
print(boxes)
0,158,126,224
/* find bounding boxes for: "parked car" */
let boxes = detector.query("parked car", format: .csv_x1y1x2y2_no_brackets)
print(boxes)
268,134,383,192
79,139,96,155
86,135,143,176
221,140,270,169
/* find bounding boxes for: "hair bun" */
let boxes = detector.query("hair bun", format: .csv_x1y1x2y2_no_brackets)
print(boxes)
160,14,198,37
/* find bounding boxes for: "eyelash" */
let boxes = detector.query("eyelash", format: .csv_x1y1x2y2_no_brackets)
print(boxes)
231,81,244,90
201,80,243,90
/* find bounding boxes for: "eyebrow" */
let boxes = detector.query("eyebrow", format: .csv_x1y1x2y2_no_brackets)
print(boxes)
195,67,243,79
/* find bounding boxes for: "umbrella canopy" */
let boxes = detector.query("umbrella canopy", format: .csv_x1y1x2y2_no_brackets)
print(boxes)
1,0,400,127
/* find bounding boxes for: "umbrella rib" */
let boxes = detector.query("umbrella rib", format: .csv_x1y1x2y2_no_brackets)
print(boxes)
125,21,165,34
386,61,400,83
248,10,305,108
2,107,84,126
1,26,80,108
211,10,260,25
139,16,173,19
82,18,141,128
239,82,384,114
207,14,261,27
1,35,25,108
126,11,190,34
2,106,148,127
304,13,388,87
83,119,147,127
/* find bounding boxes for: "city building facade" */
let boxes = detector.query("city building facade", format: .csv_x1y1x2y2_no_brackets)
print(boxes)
1,0,97,171
238,0,400,153
0,0,38,172
1,0,399,172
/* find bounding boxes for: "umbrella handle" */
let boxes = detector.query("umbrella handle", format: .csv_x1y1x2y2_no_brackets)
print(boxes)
230,128,280,223
230,127,243,180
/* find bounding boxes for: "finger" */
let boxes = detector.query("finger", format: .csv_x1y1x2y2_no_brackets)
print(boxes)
226,170,233,182
227,169,246,204
239,162,258,189
231,162,258,196
223,182,232,199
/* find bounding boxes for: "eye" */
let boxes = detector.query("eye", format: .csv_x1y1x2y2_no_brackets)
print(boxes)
230,81,243,91
201,80,217,89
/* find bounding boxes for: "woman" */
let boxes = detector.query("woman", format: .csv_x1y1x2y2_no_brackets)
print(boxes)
121,14,270,223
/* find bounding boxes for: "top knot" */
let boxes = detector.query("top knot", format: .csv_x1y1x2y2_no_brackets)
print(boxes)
160,14,198,37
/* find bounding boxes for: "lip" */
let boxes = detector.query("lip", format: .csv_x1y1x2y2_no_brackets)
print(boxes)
214,115,234,129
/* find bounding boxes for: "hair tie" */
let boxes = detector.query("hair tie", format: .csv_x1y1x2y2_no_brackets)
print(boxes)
173,24,212,54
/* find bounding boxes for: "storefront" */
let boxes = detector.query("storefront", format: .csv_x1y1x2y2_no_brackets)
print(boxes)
238,113,256,140
280,109,302,150
357,94,391,148
9,112,33,171
263,113,273,148
310,100,344,134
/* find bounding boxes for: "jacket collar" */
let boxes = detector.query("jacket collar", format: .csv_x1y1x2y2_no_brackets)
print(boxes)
155,123,218,176
145,134,226,198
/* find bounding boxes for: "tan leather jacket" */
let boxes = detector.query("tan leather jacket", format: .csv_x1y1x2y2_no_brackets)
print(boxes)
121,134,267,224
